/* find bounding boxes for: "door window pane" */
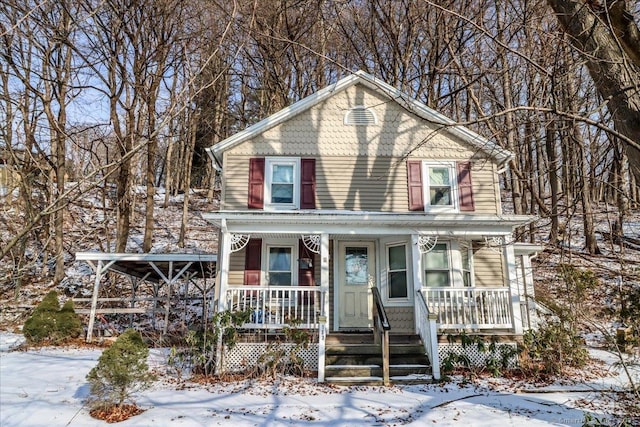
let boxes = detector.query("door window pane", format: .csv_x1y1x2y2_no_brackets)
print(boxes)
345,247,368,285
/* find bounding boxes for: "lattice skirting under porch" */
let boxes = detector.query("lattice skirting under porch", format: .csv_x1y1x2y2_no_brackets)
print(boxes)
438,342,519,368
222,343,319,372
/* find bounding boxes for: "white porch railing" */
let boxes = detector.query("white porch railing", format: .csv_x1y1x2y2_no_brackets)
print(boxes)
415,290,441,380
226,286,325,329
421,287,513,330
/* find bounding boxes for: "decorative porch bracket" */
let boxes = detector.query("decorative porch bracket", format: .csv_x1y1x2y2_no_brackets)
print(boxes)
301,234,321,254
230,234,251,253
418,235,438,254
484,235,515,253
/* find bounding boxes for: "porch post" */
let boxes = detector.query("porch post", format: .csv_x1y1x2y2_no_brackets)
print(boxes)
318,233,329,382
428,313,441,380
86,260,103,342
217,223,232,313
504,243,524,334
411,234,423,333
214,225,232,376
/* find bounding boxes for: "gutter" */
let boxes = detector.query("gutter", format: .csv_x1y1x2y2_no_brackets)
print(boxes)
205,146,222,172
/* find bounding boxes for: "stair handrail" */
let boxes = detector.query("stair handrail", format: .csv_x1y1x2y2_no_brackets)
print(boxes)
416,289,440,380
372,287,390,385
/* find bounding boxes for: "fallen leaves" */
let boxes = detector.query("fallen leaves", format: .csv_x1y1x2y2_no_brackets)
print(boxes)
89,404,145,423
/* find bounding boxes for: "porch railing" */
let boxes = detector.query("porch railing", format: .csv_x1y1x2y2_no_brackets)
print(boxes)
225,286,324,329
421,287,513,330
415,290,441,380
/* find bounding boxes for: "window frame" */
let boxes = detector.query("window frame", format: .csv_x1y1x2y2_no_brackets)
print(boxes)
261,239,298,286
460,242,474,287
264,157,300,210
423,242,452,288
421,161,458,212
381,238,413,306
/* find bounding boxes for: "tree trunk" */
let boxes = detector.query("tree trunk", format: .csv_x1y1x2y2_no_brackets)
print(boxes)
547,0,640,178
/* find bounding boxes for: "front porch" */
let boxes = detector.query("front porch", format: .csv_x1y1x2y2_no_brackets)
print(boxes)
207,211,539,383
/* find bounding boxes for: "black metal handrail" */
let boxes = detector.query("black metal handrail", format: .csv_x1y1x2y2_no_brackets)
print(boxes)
372,287,390,331
371,287,390,385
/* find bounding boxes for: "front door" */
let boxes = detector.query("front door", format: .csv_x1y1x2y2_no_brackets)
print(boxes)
337,241,375,329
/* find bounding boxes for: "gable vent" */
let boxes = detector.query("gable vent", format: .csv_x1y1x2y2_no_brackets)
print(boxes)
344,106,377,126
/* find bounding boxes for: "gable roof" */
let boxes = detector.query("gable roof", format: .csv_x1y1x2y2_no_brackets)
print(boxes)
206,70,513,167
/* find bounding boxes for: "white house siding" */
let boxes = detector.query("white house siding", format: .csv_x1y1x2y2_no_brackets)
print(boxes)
472,245,505,287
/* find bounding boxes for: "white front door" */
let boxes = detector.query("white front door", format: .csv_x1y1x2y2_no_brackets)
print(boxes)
337,242,375,329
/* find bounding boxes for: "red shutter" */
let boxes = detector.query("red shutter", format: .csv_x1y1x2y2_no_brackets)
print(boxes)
298,240,315,304
407,160,424,211
248,158,265,209
457,161,475,212
244,238,262,285
300,158,316,209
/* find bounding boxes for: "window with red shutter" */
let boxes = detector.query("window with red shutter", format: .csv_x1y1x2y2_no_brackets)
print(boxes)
248,158,265,209
407,160,424,211
457,161,475,212
300,159,316,209
244,238,262,285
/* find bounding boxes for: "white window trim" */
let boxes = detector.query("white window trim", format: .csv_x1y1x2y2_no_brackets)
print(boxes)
261,239,298,286
421,161,458,212
423,241,452,287
380,238,413,306
460,242,474,287
422,240,475,288
264,157,300,210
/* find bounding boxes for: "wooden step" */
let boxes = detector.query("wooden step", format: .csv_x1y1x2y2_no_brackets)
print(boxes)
324,333,433,385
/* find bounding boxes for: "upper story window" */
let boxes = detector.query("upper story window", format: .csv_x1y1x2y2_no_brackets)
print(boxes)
344,106,377,126
423,163,456,210
265,158,300,209
248,157,316,210
407,160,475,212
423,162,456,211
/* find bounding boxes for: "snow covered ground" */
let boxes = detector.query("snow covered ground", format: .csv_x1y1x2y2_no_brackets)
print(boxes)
1,333,637,426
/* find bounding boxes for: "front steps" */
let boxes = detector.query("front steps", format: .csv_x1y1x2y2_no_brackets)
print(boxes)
324,332,432,385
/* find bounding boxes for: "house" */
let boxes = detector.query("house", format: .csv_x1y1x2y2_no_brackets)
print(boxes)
204,71,541,383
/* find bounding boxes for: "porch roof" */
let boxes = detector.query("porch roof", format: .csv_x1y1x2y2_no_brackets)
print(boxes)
75,252,217,283
203,210,536,237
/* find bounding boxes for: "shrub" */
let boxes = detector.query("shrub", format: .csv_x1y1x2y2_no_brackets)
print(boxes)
23,291,82,344
520,318,589,377
86,329,155,409
168,309,250,377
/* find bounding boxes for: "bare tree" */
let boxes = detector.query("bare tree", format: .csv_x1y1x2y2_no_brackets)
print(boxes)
547,0,640,177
